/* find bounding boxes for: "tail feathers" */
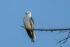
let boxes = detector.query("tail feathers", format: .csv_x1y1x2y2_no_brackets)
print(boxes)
31,32,36,42
26,29,36,42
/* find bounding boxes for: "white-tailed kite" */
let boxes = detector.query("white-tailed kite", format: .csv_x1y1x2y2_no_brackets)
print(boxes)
23,10,36,42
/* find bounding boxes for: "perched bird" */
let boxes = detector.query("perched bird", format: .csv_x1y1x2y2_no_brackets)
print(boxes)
23,10,36,42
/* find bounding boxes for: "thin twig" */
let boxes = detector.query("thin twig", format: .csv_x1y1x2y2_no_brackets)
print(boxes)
57,32,70,44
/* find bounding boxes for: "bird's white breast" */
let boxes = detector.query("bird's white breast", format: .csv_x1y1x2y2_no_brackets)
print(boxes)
24,16,32,29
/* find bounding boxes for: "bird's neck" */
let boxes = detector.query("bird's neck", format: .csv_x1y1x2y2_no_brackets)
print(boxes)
27,14,31,18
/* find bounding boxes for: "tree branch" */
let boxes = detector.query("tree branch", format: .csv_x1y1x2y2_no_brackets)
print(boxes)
57,32,70,44
21,26,70,46
33,28,70,32
21,26,70,32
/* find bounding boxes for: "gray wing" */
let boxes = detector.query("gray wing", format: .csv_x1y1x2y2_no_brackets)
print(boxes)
29,17,34,29
30,17,34,24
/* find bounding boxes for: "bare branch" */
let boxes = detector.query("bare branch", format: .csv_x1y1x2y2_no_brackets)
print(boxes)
33,28,70,32
21,26,70,32
57,32,70,44
21,26,70,46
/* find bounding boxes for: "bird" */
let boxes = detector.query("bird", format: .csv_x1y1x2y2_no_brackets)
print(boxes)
23,10,36,42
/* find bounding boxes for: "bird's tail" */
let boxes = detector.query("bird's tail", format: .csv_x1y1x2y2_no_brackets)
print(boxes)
31,31,36,42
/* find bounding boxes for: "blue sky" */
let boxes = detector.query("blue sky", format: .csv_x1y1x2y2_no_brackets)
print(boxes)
0,0,70,47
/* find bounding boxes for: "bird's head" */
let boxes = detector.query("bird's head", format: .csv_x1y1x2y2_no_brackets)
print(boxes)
25,9,31,17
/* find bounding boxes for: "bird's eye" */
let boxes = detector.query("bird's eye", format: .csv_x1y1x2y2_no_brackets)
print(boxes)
27,12,28,13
